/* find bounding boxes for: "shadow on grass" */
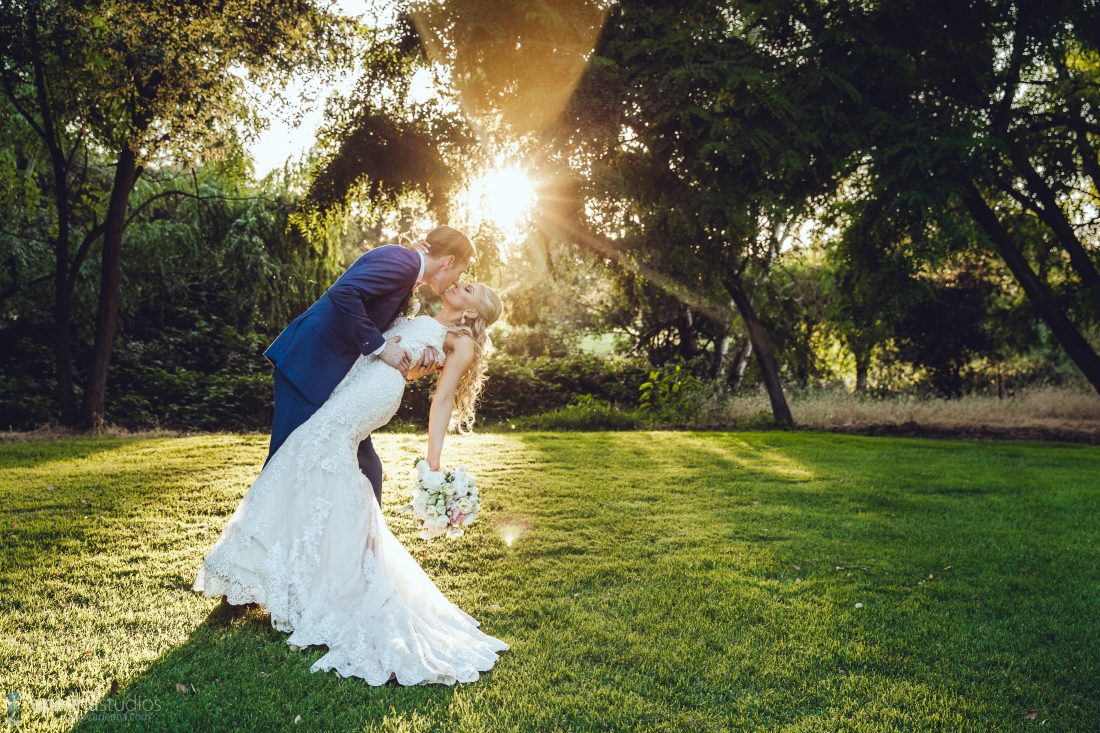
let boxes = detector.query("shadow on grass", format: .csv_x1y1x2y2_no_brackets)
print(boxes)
0,438,136,470
69,599,464,732
0,437,265,595
2,433,506,731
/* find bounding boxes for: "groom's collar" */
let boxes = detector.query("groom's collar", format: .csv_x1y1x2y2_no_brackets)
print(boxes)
415,251,426,287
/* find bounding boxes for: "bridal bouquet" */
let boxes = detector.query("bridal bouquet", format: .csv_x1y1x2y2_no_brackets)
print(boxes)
408,459,481,539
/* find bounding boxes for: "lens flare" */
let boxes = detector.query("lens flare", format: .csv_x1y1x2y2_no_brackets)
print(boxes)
459,162,538,235
494,518,529,547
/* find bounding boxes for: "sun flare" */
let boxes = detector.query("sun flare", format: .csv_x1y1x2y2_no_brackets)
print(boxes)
459,162,538,236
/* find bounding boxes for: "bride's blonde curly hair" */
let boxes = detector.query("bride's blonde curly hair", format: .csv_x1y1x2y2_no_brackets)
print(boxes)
437,285,503,433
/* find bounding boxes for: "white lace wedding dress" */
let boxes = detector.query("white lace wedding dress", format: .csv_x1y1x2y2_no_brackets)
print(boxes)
192,314,509,685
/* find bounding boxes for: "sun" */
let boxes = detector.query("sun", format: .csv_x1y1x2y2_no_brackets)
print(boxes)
459,162,538,236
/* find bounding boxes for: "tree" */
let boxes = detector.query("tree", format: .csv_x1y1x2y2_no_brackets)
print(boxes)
530,0,875,424
822,192,922,393
302,12,480,232
753,0,1100,393
1,0,349,427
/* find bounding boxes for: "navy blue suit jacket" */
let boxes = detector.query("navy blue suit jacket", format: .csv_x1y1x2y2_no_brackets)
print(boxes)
264,245,420,405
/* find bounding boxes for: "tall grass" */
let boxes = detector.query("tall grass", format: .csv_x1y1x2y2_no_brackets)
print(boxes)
5,387,1097,442
703,385,1100,436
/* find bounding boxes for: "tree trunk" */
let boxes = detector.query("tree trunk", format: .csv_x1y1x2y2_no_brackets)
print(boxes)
678,306,697,360
714,331,732,381
31,14,78,423
854,347,869,394
728,336,752,391
48,152,77,423
81,145,138,429
723,272,794,426
961,181,1100,394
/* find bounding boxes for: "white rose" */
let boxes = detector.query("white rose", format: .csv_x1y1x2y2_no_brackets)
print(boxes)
460,512,477,526
421,471,444,491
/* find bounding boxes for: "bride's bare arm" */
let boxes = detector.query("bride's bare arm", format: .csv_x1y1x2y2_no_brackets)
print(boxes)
426,334,476,470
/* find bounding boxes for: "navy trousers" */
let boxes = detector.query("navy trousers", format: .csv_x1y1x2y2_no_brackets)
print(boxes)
266,368,384,506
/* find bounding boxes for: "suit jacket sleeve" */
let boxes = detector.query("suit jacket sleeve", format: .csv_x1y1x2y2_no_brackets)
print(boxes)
325,251,418,356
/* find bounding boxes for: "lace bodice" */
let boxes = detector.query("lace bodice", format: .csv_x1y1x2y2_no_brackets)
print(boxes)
380,315,449,367
313,315,448,442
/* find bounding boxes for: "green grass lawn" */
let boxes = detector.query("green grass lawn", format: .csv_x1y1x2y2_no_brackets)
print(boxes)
1,431,1098,732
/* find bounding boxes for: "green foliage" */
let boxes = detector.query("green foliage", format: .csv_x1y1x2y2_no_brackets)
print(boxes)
106,318,273,431
491,240,611,359
1,0,354,426
0,158,344,431
408,0,608,137
395,352,651,427
1,0,352,165
0,331,57,428
510,395,643,431
302,12,479,235
4,0,1099,432
892,267,1003,398
638,364,699,415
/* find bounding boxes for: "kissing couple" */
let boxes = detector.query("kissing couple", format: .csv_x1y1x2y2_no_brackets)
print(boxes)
193,225,509,686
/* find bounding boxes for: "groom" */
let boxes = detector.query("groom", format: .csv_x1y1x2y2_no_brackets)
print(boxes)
264,226,475,506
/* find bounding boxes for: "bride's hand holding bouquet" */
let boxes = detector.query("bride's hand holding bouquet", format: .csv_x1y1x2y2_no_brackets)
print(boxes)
408,458,481,539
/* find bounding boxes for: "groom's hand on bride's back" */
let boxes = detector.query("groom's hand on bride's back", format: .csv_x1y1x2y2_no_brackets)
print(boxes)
379,336,411,377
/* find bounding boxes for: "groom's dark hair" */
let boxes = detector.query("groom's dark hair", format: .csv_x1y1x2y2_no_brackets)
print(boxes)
425,226,475,264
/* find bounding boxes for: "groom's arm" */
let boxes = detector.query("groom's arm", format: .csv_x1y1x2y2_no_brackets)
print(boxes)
325,253,417,355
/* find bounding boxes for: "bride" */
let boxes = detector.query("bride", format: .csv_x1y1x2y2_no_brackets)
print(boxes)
192,281,508,686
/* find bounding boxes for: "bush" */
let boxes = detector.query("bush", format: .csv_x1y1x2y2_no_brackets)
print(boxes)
509,394,644,430
395,352,651,427
0,329,63,430
105,321,274,431
0,327,653,432
639,364,702,420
